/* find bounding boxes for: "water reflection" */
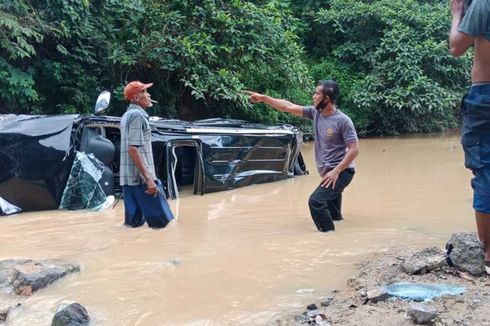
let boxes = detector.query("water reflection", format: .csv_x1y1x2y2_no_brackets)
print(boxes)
0,132,475,325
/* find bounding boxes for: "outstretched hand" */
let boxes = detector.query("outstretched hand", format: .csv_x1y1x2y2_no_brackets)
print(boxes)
244,90,264,103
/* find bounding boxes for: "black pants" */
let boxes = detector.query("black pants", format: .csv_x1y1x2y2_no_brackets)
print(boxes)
308,168,355,232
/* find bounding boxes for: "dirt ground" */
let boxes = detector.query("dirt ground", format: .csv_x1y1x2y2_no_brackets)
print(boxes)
275,247,490,326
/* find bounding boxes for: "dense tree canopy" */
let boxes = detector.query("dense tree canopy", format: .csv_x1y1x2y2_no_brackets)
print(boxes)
310,0,472,135
0,0,472,135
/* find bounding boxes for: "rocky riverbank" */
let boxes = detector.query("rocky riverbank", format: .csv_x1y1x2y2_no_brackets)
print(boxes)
2,233,489,325
274,233,490,326
0,259,89,325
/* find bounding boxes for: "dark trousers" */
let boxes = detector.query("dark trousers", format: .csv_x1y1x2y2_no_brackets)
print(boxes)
308,168,355,232
122,179,174,229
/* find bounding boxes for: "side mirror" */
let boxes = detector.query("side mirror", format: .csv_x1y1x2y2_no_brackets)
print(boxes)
94,91,111,115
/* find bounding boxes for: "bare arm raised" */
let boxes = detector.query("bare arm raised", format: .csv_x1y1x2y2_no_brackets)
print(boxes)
449,0,474,57
449,0,490,82
245,91,305,117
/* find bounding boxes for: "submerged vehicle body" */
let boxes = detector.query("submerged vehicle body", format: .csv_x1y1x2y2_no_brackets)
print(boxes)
0,113,307,213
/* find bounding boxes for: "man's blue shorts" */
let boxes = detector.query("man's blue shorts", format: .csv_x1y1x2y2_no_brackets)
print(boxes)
461,84,490,214
122,179,174,228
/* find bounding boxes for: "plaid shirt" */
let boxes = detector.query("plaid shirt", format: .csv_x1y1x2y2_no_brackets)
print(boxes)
119,104,157,186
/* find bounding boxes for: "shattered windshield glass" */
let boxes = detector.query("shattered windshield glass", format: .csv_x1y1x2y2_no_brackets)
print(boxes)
59,152,107,210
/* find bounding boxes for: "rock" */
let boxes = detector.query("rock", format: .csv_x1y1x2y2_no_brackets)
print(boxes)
307,309,320,319
0,259,80,296
446,232,485,276
453,271,475,282
0,303,20,323
347,278,363,290
439,318,455,326
303,304,330,324
51,303,89,326
401,247,446,274
366,288,390,303
0,306,10,323
407,303,437,325
315,315,331,326
293,314,309,323
321,297,334,307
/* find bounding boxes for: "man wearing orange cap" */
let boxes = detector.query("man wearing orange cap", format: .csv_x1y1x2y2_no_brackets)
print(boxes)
119,81,174,228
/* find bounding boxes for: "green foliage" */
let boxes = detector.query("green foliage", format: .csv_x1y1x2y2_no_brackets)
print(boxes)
0,0,110,114
312,0,472,135
107,0,310,121
0,0,472,136
0,1,45,112
309,58,367,131
0,58,38,111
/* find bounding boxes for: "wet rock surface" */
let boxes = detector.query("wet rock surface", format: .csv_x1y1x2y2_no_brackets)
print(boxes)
446,232,485,276
274,234,490,326
51,303,90,326
407,303,438,324
0,259,80,296
365,288,390,303
0,303,21,324
0,306,10,323
402,247,446,275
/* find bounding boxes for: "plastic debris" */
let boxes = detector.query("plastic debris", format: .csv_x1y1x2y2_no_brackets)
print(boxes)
92,195,115,211
0,196,22,215
383,282,465,301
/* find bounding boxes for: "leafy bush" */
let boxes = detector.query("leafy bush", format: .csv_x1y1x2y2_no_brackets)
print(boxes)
0,0,473,136
311,0,472,135
309,58,369,134
102,0,311,120
0,0,111,114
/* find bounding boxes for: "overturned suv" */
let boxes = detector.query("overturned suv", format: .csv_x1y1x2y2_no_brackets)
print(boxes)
0,92,307,214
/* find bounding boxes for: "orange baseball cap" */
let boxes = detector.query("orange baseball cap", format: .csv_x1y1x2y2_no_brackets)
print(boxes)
123,81,153,101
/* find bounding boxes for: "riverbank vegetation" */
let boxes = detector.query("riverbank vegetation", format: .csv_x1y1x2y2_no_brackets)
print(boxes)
0,0,472,135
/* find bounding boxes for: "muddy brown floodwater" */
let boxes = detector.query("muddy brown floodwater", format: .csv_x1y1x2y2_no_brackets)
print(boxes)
0,132,477,325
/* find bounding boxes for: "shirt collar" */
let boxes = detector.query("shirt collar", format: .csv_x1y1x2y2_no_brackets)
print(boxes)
128,103,149,117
